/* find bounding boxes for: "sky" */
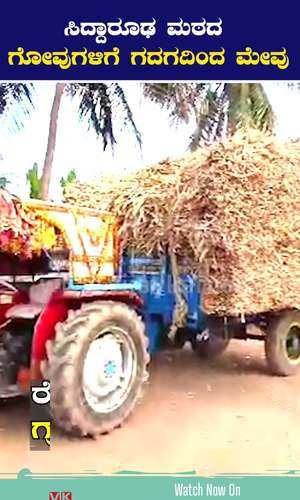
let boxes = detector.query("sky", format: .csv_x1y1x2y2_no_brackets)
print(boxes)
0,82,299,200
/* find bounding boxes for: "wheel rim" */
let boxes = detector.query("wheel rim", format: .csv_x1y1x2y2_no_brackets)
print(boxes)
82,327,137,414
285,325,300,363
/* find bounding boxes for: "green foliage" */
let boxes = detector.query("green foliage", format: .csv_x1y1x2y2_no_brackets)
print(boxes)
0,176,9,188
1,82,141,200
227,83,275,133
60,169,77,194
144,82,276,149
26,162,42,199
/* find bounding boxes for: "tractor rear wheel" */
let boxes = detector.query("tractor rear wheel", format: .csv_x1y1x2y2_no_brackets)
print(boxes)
48,301,149,436
265,310,300,376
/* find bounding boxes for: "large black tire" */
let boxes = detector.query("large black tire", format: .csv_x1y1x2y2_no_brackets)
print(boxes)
192,329,230,359
48,301,149,436
265,310,300,376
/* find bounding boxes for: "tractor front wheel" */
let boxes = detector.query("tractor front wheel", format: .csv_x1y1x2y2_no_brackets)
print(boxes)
48,301,149,436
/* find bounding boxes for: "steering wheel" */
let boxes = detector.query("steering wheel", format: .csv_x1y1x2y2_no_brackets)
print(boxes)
0,279,18,293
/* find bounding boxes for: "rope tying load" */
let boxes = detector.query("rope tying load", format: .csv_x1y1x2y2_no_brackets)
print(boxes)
168,248,188,340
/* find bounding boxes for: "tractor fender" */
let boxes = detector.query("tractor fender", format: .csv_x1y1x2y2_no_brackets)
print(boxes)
30,289,144,380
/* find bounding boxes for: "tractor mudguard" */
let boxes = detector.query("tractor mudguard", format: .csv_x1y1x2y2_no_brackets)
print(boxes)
31,291,69,362
30,289,144,379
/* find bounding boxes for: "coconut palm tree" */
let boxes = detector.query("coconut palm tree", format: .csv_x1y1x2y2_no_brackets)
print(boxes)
0,81,278,199
40,83,65,200
143,83,275,150
0,82,141,200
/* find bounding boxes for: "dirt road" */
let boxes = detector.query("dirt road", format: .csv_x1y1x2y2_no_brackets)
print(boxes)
1,340,299,475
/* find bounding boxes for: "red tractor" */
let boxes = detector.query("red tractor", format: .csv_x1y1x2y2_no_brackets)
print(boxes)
0,193,148,436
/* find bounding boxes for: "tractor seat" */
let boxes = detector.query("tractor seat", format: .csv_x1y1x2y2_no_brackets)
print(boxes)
5,279,62,320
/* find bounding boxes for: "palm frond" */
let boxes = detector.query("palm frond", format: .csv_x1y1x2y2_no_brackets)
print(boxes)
143,83,208,123
74,83,116,150
107,83,142,147
70,83,141,150
249,83,275,131
189,87,228,150
0,83,34,129
227,83,275,132
227,83,252,131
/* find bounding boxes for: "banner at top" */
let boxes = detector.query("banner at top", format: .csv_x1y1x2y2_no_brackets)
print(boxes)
0,1,298,80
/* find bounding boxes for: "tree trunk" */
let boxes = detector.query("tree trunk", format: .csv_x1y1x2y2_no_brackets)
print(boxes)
40,82,65,200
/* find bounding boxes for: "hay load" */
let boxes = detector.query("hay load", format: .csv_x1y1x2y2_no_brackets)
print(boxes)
65,129,300,316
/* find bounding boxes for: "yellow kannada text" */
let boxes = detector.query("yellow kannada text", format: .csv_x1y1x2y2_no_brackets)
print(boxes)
8,47,120,69
130,47,225,65
236,47,289,70
31,420,51,446
7,46,290,70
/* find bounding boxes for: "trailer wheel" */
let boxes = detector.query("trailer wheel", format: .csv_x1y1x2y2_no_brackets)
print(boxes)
48,301,149,436
265,310,300,376
192,329,230,359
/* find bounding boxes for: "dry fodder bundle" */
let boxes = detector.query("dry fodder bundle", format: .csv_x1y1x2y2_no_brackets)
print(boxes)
65,129,300,316
65,165,192,255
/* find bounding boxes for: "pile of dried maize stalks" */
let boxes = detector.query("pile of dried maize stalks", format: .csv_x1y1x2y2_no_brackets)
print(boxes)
65,129,300,316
